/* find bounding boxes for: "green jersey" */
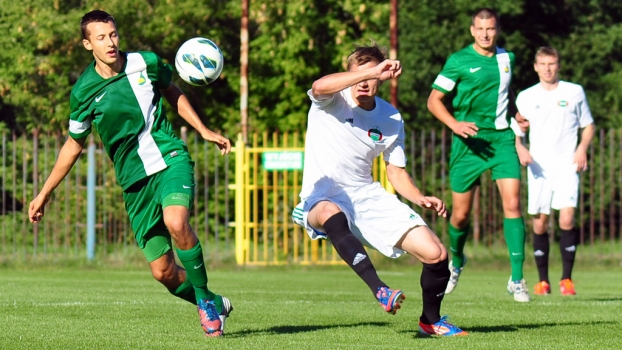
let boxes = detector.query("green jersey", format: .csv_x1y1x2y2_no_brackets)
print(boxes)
68,51,190,190
432,45,515,130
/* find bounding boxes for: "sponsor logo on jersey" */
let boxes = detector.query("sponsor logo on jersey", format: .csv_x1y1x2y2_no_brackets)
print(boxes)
138,71,146,85
558,100,568,107
345,118,354,125
469,67,481,73
368,127,383,142
504,65,509,73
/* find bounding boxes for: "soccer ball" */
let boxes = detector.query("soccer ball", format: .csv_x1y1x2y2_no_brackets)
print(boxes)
175,37,224,86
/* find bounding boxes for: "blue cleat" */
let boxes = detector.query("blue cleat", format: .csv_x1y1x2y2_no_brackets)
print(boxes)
376,286,405,315
419,316,468,336
197,299,222,337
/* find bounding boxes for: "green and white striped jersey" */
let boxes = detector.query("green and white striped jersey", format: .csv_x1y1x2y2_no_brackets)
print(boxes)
432,45,515,130
68,51,190,190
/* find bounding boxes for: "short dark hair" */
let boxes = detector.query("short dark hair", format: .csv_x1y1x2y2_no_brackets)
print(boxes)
471,8,500,28
346,41,387,71
80,10,116,40
535,46,561,64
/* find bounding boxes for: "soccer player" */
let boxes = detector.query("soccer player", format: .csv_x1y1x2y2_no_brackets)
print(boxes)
292,42,467,336
427,8,531,302
28,10,233,336
513,46,594,296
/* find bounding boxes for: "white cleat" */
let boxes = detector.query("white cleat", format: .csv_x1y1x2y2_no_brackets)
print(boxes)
507,277,531,302
445,257,466,294
219,296,234,335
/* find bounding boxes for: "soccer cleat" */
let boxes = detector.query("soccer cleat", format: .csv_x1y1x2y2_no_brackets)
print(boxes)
533,281,551,295
376,286,405,315
419,316,468,336
197,299,223,337
559,279,576,296
507,277,531,302
218,296,234,335
445,256,466,294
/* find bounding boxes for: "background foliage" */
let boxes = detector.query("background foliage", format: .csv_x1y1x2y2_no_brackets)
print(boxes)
2,0,622,135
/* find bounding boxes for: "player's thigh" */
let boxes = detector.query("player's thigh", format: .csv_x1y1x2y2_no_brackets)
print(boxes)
396,225,446,263
551,172,579,212
350,183,426,258
527,171,553,216
449,153,485,194
123,178,170,257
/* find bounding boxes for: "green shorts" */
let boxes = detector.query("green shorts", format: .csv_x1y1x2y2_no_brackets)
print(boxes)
123,159,195,262
449,128,520,193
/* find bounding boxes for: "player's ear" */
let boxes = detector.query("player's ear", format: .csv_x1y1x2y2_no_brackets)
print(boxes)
82,38,93,51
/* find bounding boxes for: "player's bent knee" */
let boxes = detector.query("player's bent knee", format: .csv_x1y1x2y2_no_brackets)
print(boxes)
311,202,342,226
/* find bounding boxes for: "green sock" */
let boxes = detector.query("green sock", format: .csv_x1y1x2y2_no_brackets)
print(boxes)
504,217,526,281
448,223,469,269
176,242,221,308
168,278,197,305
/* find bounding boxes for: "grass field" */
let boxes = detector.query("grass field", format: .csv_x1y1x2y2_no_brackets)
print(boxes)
1,262,621,350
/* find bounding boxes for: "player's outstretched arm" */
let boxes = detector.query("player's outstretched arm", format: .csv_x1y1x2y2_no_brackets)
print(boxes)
385,162,447,217
311,59,401,99
29,136,86,223
161,82,231,155
428,89,478,138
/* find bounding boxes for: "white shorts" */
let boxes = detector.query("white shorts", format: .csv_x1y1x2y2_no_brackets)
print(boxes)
291,182,427,258
527,161,579,215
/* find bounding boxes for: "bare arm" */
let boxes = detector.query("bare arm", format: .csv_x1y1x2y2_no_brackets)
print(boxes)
161,82,231,154
311,59,401,99
29,136,86,222
427,89,478,138
515,135,532,166
574,123,595,171
385,162,446,217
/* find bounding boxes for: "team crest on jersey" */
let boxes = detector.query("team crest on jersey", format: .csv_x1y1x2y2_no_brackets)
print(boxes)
138,71,146,85
368,127,383,142
504,65,509,73
558,100,568,107
345,118,354,126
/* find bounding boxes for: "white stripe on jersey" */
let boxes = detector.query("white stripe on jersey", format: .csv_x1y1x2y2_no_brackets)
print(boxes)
125,53,167,176
495,48,511,129
433,74,456,92
69,119,91,135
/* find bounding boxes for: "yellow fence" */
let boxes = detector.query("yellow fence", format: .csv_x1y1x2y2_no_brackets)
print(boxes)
230,132,390,265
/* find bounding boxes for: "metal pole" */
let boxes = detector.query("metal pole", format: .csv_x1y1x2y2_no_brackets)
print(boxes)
87,135,96,260
240,0,249,143
390,0,398,108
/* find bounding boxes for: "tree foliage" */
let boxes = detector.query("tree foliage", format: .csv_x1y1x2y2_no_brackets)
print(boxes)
1,0,622,134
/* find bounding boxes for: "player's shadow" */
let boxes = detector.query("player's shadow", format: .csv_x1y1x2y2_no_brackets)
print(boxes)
582,297,622,302
226,321,390,338
459,320,616,334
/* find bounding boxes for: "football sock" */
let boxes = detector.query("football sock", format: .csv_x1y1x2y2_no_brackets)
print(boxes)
168,277,197,305
419,258,450,325
504,217,526,281
176,242,221,309
323,212,386,294
448,223,469,269
532,232,550,283
560,228,578,280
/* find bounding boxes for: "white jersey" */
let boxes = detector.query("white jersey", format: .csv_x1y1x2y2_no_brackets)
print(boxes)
515,80,593,171
300,87,407,199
